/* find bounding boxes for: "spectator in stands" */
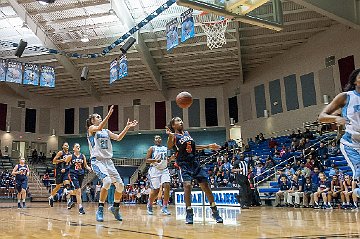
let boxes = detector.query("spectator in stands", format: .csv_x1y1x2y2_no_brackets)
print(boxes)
303,177,315,208
274,175,291,207
304,139,312,150
248,166,261,206
328,142,340,156
305,157,315,171
210,177,216,188
311,167,320,185
328,163,339,177
342,175,353,209
297,139,306,151
268,137,278,149
289,131,297,139
320,155,331,171
284,164,295,175
90,182,95,201
317,142,328,159
219,178,232,188
329,175,344,208
313,172,331,209
254,162,265,182
300,161,311,178
85,183,92,202
220,157,232,172
296,130,303,139
42,173,50,188
287,174,303,208
291,138,299,152
51,151,56,160
264,157,275,174
215,171,224,186
31,149,38,164
303,128,314,139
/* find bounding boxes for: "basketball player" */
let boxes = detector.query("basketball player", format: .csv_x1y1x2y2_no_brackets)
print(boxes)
12,158,30,208
64,143,91,214
87,105,138,222
48,142,71,207
166,117,223,224
342,174,353,209
319,69,360,180
146,135,171,215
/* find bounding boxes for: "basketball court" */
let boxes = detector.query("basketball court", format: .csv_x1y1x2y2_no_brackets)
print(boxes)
1,202,360,239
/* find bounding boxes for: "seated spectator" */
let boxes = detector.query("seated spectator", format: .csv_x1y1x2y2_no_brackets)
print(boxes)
297,138,306,151
284,164,295,176
303,177,316,208
254,162,265,182
305,157,315,171
219,178,232,188
296,130,303,139
274,175,291,207
287,174,304,208
268,137,278,149
311,167,320,185
42,173,50,188
303,128,314,139
313,172,331,209
317,142,328,159
329,175,344,208
264,157,275,172
289,131,297,139
328,142,340,156
328,163,339,177
258,133,265,143
304,139,312,150
320,157,331,171
300,161,311,178
210,177,217,188
342,175,354,209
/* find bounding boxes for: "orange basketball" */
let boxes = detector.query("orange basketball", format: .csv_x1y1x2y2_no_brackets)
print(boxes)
176,91,193,108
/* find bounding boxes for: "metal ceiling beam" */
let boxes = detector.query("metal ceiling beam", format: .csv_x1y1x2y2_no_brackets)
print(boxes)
112,0,165,95
291,0,360,29
7,0,102,101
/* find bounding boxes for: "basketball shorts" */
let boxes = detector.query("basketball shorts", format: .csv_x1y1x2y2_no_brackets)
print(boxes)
16,179,27,193
178,161,208,183
70,174,84,189
55,169,70,185
340,143,360,179
148,167,171,189
91,157,123,184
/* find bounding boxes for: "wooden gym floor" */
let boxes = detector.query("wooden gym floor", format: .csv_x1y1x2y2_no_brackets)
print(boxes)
0,202,359,239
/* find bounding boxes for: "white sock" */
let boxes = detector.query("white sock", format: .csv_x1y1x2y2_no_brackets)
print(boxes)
18,199,20,203
78,204,82,208
22,199,25,202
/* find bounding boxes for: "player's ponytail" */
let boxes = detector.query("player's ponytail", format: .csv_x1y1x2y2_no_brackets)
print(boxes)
86,114,94,129
167,118,176,133
344,68,360,92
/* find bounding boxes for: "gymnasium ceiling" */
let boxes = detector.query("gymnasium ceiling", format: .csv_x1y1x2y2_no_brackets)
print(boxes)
0,0,351,99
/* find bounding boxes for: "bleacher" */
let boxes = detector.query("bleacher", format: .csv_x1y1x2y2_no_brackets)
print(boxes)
253,132,351,205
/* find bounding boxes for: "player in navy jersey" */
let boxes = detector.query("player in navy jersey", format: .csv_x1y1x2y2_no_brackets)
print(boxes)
64,143,91,214
12,158,30,208
313,172,331,209
319,69,360,180
342,174,354,209
166,117,223,224
48,142,71,207
86,105,138,222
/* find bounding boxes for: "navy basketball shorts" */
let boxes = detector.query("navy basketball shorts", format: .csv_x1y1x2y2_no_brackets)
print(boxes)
70,174,84,190
178,161,208,183
16,179,27,193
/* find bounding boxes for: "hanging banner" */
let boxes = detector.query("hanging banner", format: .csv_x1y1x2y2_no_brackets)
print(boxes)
181,9,195,43
118,55,128,80
6,61,22,84
40,66,55,88
110,59,118,84
0,59,7,82
23,63,39,86
166,18,179,51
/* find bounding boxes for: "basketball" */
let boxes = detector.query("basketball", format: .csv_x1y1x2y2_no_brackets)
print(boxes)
176,91,193,108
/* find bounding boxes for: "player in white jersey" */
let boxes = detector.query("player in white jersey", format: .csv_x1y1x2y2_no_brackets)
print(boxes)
86,105,138,222
319,68,360,180
146,135,172,215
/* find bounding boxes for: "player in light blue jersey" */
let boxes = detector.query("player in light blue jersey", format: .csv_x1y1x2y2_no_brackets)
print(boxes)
86,105,138,222
319,68,360,180
145,135,173,216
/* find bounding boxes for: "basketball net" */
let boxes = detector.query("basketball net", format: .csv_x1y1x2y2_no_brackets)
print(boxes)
195,12,228,50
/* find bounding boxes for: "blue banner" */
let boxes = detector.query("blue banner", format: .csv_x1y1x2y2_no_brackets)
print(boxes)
118,55,128,80
0,59,6,82
23,63,39,86
110,59,118,84
6,61,22,84
181,9,195,43
40,66,55,88
166,18,179,51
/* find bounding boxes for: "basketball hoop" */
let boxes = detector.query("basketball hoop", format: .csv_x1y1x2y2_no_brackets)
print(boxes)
195,12,229,50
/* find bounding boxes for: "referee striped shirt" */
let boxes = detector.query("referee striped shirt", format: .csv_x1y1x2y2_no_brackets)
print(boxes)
234,160,248,175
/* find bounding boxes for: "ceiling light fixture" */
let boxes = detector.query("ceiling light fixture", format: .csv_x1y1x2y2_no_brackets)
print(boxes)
81,34,89,42
37,0,56,5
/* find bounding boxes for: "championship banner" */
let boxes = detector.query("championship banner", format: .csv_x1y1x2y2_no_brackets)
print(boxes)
118,55,128,80
40,66,55,88
0,59,6,82
166,18,179,51
6,61,22,84
23,63,39,86
110,59,118,84
181,9,195,43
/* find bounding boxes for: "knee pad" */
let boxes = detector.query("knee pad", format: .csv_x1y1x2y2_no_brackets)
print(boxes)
114,182,124,193
102,177,112,190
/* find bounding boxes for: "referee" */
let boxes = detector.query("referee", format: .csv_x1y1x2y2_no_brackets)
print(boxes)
232,154,251,209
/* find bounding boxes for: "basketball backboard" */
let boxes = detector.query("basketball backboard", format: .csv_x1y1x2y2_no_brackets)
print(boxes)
176,0,283,31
